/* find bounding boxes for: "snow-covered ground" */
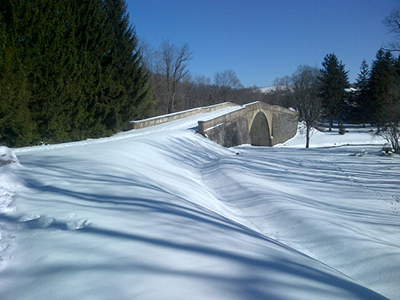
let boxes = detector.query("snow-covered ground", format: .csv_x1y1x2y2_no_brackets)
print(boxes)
259,85,292,94
1,107,399,300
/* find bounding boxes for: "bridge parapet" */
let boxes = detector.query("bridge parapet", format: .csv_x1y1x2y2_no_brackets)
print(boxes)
129,102,236,130
198,106,247,135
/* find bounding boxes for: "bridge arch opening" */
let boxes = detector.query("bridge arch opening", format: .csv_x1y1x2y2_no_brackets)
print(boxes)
250,112,272,146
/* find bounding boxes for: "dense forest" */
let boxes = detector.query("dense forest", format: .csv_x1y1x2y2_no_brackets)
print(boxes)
0,0,152,147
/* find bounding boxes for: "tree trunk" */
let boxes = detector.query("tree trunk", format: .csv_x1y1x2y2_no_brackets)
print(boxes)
167,91,175,114
306,125,310,148
167,97,173,114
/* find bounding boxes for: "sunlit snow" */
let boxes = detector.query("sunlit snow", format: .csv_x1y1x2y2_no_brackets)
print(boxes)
1,108,399,300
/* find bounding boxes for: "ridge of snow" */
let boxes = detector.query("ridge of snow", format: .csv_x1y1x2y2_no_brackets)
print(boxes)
0,112,398,299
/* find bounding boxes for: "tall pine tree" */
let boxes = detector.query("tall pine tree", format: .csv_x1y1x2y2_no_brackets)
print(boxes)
0,0,38,146
368,49,400,152
368,49,396,128
101,0,153,132
319,53,349,131
355,59,371,127
0,0,152,146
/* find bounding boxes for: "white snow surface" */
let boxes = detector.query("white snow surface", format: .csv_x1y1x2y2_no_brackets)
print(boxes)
259,85,291,94
1,109,399,300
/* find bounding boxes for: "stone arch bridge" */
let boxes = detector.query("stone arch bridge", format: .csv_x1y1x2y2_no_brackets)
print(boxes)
197,101,298,147
130,101,298,147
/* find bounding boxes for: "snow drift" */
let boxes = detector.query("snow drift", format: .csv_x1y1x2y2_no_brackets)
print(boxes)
0,113,399,299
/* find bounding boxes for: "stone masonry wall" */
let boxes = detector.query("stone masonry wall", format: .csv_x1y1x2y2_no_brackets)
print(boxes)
198,102,298,147
270,108,298,145
203,116,250,148
129,102,236,130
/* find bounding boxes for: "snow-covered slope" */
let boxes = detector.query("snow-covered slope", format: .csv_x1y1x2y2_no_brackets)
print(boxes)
259,85,291,94
1,111,399,300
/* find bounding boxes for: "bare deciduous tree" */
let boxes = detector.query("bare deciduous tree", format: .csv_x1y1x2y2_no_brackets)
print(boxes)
291,65,322,148
138,38,155,72
181,75,214,108
213,69,243,103
156,40,193,113
383,7,400,51
271,76,293,108
380,102,400,153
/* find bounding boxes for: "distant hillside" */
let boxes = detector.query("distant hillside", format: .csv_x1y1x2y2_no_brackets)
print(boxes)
259,86,357,94
259,85,291,94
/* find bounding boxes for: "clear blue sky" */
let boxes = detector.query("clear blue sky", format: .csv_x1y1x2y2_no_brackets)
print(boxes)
127,0,399,87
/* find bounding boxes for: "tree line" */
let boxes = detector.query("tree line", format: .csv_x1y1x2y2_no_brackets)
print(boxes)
268,49,400,150
0,0,153,147
139,39,263,116
266,7,400,151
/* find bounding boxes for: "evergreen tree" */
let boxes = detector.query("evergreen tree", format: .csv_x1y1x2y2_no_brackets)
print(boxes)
368,49,400,152
0,0,152,146
102,0,153,132
24,0,86,142
0,0,38,146
72,0,116,138
368,49,396,128
319,53,349,131
355,59,371,127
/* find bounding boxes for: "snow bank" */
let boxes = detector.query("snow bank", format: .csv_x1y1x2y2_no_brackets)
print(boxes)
0,147,24,270
276,123,386,148
0,146,19,167
0,146,24,214
1,117,398,299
